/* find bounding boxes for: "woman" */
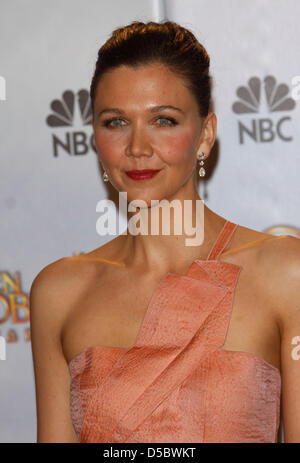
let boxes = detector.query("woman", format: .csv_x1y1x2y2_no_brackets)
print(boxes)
30,20,300,443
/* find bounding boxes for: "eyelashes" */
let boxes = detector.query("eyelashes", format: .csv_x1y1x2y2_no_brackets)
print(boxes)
101,116,179,129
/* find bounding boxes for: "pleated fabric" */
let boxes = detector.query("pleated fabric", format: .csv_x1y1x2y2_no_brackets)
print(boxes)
68,220,281,443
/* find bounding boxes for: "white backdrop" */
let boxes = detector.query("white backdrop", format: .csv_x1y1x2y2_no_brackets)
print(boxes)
0,0,165,443
0,0,299,443
163,1,300,441
165,0,300,230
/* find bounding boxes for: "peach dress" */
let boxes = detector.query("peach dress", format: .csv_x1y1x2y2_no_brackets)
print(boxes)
68,220,281,443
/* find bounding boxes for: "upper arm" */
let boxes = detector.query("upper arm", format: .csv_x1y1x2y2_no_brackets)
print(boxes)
268,236,300,442
29,260,79,443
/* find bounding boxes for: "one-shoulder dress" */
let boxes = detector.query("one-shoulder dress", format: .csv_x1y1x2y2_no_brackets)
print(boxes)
68,220,282,443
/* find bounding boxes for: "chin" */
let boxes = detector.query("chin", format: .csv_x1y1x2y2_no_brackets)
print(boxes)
127,196,155,208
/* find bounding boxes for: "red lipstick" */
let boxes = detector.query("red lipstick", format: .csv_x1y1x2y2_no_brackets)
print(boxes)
125,169,161,181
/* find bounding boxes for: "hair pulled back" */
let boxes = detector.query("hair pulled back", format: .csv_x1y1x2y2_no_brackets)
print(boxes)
90,20,211,119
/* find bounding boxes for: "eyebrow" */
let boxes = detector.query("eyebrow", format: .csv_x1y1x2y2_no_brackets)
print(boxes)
96,105,185,119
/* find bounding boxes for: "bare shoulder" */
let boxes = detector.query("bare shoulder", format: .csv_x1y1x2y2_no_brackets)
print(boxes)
30,234,124,293
29,256,104,443
257,232,300,274
256,233,300,330
225,225,300,346
223,222,299,300
238,223,300,280
230,223,279,248
29,252,112,331
225,222,298,257
30,256,93,305
30,258,71,313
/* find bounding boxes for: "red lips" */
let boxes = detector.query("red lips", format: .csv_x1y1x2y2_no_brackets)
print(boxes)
125,169,161,181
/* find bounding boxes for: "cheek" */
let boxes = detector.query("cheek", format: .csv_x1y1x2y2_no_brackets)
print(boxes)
160,133,195,164
94,128,197,166
94,134,120,165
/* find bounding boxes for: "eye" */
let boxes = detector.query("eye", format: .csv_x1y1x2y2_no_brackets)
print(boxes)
102,117,125,128
156,117,178,127
101,116,178,129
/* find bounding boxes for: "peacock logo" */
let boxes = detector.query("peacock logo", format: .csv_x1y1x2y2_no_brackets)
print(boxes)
232,76,296,144
46,89,97,156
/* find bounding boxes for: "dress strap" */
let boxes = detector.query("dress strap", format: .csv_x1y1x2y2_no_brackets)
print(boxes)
206,220,239,261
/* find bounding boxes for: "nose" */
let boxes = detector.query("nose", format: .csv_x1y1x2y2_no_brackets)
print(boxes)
125,123,153,158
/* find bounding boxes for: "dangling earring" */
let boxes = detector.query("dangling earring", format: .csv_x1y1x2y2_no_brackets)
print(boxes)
196,152,206,177
103,170,109,182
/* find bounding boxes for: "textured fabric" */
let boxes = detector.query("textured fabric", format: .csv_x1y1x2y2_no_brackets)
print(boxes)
68,220,281,443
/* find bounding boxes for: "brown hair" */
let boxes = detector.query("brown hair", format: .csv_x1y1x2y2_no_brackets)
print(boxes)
90,20,211,119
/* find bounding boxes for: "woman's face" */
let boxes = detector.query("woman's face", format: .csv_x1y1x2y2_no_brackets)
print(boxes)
92,62,215,204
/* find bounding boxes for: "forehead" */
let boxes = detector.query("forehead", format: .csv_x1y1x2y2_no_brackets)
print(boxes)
94,63,195,109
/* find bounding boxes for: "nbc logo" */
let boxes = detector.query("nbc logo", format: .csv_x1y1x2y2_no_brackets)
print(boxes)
0,76,6,100
232,76,296,144
46,89,97,157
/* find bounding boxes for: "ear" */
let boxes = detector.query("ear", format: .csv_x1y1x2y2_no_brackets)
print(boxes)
196,112,217,157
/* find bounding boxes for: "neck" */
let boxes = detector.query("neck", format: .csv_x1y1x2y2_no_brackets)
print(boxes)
121,198,225,275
